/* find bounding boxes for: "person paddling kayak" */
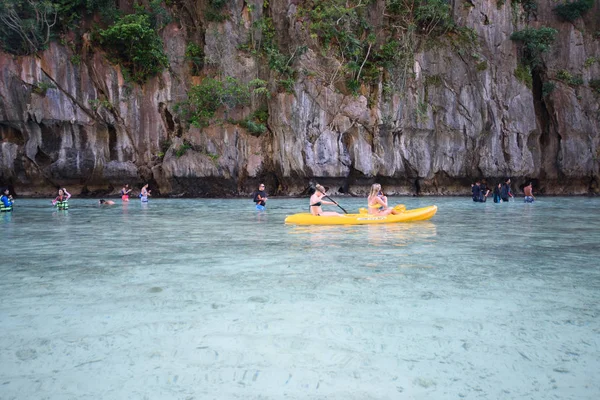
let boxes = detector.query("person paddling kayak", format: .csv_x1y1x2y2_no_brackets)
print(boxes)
309,184,342,217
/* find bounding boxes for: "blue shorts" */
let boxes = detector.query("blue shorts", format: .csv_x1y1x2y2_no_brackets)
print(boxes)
255,204,265,211
524,196,534,203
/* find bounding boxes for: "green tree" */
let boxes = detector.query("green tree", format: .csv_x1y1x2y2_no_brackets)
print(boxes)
510,27,558,68
97,12,169,83
176,77,267,128
554,0,594,22
0,0,57,55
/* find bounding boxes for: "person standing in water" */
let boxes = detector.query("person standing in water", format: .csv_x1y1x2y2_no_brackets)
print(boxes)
1,188,14,212
471,181,482,202
524,182,535,203
309,184,342,216
480,179,490,202
493,183,502,203
500,178,513,202
253,183,268,210
140,184,151,203
368,183,400,215
52,188,71,210
121,184,132,202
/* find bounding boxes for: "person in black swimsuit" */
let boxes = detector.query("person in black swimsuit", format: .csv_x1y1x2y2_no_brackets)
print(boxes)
309,184,342,217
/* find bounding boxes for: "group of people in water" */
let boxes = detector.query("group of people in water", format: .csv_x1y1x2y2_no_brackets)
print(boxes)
1,178,536,215
0,183,153,213
471,178,535,203
99,184,151,206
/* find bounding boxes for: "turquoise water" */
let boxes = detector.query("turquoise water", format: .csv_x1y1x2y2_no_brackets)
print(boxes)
1,197,599,399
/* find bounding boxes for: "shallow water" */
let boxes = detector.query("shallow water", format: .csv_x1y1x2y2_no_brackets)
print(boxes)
1,196,599,399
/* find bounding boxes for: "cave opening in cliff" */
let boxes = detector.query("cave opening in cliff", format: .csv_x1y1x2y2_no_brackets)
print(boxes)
34,146,53,167
108,125,118,161
532,68,551,147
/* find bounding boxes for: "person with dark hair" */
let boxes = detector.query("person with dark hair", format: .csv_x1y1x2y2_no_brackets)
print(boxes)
480,179,490,202
99,199,115,205
500,178,513,202
524,182,535,203
492,183,502,203
1,188,14,212
471,181,482,202
52,188,71,210
121,184,132,202
253,183,268,210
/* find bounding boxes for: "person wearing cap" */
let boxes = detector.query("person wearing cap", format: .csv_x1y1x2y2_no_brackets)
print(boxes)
253,183,268,211
0,188,14,212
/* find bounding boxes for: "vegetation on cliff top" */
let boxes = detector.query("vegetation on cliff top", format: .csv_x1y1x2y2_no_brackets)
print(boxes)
95,11,169,83
0,0,117,55
0,0,169,83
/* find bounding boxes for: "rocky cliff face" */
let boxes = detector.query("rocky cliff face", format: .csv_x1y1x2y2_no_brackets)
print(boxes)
0,0,599,197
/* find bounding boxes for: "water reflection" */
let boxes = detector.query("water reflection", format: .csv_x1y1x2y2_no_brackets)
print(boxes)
287,225,354,248
288,222,437,249
364,221,437,247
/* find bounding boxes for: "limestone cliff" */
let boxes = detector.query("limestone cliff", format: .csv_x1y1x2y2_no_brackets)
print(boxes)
0,0,599,197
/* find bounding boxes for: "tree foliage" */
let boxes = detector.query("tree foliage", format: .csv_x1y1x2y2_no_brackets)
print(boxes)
296,0,461,94
97,12,169,83
175,77,267,128
553,0,594,22
0,0,57,55
510,27,558,68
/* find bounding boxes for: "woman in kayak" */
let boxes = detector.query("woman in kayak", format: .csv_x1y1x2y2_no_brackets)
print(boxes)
309,184,342,217
367,184,400,216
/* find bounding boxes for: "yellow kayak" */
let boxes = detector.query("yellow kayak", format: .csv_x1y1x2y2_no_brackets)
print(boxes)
284,205,438,225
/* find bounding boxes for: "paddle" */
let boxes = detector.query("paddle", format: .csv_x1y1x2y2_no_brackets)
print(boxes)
315,186,348,214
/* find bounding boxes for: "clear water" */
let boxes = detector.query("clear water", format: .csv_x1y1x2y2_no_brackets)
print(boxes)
1,197,599,400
